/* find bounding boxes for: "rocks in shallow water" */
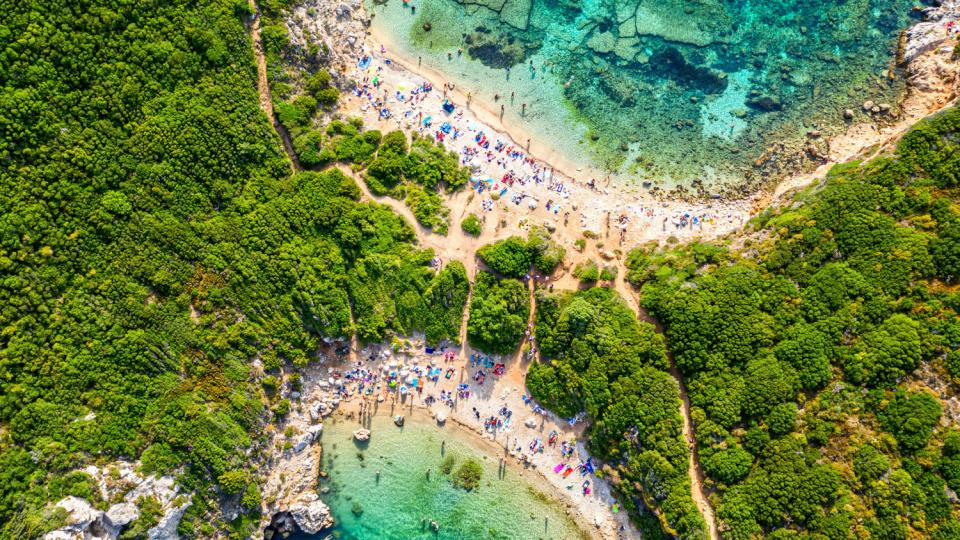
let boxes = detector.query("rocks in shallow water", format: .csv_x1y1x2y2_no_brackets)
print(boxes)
586,31,616,54
353,428,371,441
843,108,855,120
862,100,875,112
422,22,432,32
746,94,782,112
464,30,536,70
649,47,727,94
597,71,639,106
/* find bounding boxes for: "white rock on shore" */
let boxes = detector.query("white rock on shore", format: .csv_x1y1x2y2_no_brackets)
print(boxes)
287,493,334,534
903,1,960,63
148,501,191,540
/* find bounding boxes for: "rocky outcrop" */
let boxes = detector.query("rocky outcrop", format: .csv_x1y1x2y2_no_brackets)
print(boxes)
902,2,960,64
260,361,343,536
104,503,139,530
43,464,189,540
586,31,616,54
353,428,371,441
148,501,191,540
287,493,334,534
43,497,106,540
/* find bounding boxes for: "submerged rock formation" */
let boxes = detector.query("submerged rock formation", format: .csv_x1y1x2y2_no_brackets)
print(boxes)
464,29,536,69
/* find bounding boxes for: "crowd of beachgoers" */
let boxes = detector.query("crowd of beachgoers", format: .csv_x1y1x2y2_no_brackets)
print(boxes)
324,338,637,538
343,47,752,246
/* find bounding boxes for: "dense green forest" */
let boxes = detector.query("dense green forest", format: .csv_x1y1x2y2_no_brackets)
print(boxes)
627,106,960,538
0,0,465,537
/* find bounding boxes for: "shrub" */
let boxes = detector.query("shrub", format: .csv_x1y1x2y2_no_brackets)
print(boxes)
273,399,291,417
573,260,600,282
599,265,618,281
527,227,564,274
476,237,532,278
467,272,529,354
766,403,798,436
853,445,890,484
440,455,456,475
703,447,753,484
879,390,942,453
218,470,247,495
461,214,482,236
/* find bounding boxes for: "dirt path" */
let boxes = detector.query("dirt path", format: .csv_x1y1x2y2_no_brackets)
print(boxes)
613,267,719,540
247,0,299,172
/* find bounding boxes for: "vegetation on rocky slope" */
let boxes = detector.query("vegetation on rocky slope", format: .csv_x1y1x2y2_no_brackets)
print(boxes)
630,106,960,538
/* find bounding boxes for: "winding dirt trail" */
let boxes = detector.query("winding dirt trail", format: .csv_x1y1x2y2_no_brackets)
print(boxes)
613,267,719,540
247,0,299,172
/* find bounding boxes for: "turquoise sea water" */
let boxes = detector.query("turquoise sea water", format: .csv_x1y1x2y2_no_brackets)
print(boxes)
367,0,918,192
293,415,586,540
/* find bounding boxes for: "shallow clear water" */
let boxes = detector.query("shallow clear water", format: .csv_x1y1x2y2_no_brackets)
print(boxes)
292,415,585,540
367,0,917,192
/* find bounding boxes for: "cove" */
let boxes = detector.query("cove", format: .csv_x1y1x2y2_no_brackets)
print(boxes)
291,414,587,540
366,0,919,192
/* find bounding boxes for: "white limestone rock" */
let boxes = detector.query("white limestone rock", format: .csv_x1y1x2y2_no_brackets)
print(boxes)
288,493,334,534
104,503,139,529
147,501,191,540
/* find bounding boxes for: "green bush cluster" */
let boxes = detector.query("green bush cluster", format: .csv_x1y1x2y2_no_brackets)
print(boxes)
466,272,529,354
476,228,565,278
572,260,617,282
363,132,471,234
453,458,484,490
461,214,483,236
0,1,468,535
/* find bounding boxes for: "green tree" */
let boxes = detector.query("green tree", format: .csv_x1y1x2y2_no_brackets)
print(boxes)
476,237,532,278
466,272,529,354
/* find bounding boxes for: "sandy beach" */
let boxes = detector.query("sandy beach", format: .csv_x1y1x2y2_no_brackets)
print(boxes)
308,336,640,539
